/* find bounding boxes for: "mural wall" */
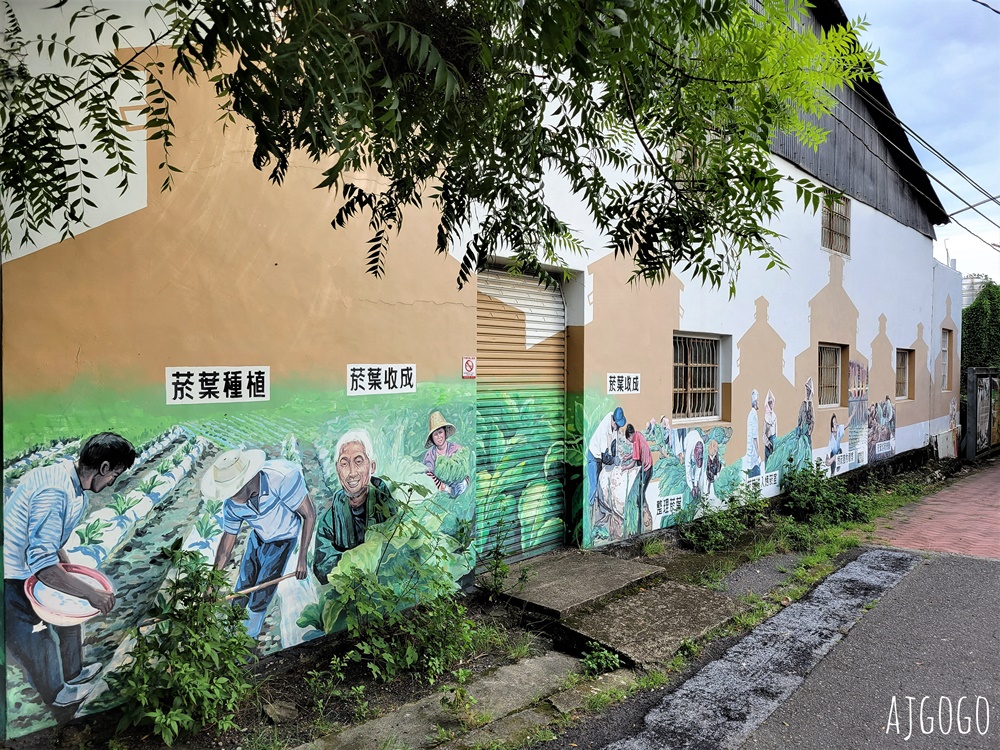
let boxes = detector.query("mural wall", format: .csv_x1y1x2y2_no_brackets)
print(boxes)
2,388,475,737
577,181,962,548
1,52,477,739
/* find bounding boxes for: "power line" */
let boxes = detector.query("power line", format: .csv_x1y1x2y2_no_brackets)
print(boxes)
826,88,1000,234
971,0,1000,17
850,84,1000,209
820,102,1000,254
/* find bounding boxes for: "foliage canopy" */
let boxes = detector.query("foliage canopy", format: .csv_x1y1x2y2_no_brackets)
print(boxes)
1,0,879,291
961,278,1000,390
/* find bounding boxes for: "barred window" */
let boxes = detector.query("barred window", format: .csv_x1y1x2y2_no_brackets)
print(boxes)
941,329,952,391
822,194,851,256
895,349,913,399
818,345,842,406
673,335,720,419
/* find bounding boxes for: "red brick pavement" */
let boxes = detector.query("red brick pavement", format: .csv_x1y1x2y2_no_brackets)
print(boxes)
872,462,1000,559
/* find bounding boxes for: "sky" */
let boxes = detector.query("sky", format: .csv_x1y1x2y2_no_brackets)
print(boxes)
839,0,1000,280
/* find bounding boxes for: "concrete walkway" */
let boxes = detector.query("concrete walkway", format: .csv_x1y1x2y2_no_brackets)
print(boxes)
873,461,1000,559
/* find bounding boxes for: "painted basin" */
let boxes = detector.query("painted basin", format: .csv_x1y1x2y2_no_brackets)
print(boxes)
24,564,114,627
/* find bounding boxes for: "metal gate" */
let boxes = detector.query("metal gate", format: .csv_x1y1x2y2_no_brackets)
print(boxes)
476,269,566,561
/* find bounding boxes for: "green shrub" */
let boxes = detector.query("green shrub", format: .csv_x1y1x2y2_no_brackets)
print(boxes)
677,480,770,553
109,544,254,745
779,458,870,526
677,504,747,553
342,566,475,683
581,642,621,676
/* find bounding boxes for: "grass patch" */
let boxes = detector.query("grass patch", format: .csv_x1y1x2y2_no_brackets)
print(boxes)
583,687,629,712
641,538,667,557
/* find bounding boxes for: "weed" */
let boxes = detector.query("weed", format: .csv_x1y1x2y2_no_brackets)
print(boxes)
581,642,621,677
676,638,701,659
678,480,769,553
304,655,347,715
346,684,375,722
431,724,457,744
559,671,586,691
779,459,871,526
863,599,878,611
440,669,481,729
478,519,532,600
584,687,628,712
246,728,285,750
633,670,669,690
746,538,776,562
108,543,255,746
505,632,535,661
641,537,666,557
664,653,686,673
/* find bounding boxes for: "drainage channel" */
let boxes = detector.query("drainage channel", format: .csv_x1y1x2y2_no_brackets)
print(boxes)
601,548,920,750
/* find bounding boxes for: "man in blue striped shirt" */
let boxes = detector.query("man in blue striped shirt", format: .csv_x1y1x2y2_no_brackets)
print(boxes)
4,432,136,709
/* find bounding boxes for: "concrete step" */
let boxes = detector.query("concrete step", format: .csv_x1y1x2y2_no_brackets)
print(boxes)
561,580,744,668
502,549,664,619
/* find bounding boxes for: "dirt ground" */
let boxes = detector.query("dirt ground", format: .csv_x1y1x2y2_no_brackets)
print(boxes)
6,596,555,750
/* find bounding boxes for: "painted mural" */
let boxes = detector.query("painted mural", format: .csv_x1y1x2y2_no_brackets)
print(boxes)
991,377,1000,449
976,376,992,453
2,382,475,739
475,388,566,559
582,383,830,548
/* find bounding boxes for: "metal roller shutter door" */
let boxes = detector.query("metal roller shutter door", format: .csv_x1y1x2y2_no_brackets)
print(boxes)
476,269,566,561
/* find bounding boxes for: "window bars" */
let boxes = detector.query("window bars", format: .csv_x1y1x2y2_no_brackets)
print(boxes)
818,345,842,406
673,335,720,419
822,194,851,256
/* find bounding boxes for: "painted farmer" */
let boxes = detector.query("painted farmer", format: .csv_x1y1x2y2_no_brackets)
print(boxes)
587,407,626,524
744,389,762,478
203,449,316,639
623,423,653,521
4,432,135,709
313,429,399,585
422,411,470,497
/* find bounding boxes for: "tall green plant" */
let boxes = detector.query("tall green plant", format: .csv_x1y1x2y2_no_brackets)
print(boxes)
961,279,1000,394
108,543,254,746
298,483,474,683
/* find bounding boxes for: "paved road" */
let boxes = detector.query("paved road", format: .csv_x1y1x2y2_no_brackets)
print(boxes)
741,554,999,749
872,462,1000,559
552,463,1000,750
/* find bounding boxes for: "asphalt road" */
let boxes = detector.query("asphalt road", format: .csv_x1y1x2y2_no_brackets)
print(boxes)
549,551,999,750
741,553,999,749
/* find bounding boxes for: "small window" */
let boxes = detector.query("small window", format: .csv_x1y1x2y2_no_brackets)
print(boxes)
822,194,851,256
895,349,914,400
818,345,843,406
673,335,720,419
941,329,952,391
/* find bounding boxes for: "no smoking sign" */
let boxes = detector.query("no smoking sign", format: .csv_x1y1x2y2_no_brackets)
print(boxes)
462,356,477,379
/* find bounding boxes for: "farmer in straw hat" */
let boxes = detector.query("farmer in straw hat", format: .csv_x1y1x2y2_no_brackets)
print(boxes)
202,448,316,639
423,411,469,497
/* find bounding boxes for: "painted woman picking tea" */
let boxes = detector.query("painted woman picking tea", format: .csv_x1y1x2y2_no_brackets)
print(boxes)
422,411,470,497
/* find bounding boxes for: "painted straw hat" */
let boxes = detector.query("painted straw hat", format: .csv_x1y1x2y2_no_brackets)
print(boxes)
201,448,266,500
425,411,456,448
